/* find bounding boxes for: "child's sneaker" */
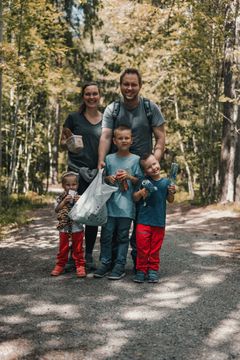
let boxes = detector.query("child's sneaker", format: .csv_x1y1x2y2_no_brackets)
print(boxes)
148,270,159,283
94,263,111,278
133,271,145,283
108,264,125,280
76,266,86,278
51,265,64,276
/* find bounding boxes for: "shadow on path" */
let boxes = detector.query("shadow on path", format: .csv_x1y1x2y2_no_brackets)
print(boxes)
0,205,239,360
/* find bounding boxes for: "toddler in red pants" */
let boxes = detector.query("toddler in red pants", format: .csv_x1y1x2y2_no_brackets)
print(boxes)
51,172,86,278
133,154,176,283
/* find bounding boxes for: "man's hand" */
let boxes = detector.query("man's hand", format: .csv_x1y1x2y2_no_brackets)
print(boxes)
98,160,105,169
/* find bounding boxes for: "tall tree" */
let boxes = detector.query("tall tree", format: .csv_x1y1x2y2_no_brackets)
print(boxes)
220,0,240,202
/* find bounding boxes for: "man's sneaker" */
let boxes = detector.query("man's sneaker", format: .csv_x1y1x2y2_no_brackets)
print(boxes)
133,271,145,283
51,265,64,276
148,270,159,283
108,264,125,280
76,266,86,278
85,253,96,271
93,263,111,278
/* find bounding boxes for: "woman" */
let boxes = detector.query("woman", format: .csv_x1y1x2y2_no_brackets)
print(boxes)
60,82,102,271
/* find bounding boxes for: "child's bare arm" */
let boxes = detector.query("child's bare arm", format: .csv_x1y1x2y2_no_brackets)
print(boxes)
133,188,148,202
55,195,71,213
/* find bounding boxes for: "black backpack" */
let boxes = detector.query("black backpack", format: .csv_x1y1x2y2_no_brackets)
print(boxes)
112,97,153,125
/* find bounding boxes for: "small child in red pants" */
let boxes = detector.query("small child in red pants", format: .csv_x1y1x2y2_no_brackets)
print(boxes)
51,172,86,278
133,154,175,283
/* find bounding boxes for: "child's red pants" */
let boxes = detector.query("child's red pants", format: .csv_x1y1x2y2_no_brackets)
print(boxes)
56,231,85,268
136,224,165,273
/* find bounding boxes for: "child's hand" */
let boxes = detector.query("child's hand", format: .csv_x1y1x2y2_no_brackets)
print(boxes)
74,195,80,202
63,195,72,204
105,175,116,184
116,170,128,181
168,185,176,194
141,188,149,199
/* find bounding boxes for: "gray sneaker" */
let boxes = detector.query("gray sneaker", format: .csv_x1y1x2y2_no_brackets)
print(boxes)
133,271,145,283
93,263,111,278
108,264,125,280
147,270,159,283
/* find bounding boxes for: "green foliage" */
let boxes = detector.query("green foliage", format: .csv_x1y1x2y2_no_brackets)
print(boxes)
0,192,53,231
92,0,232,203
1,0,102,196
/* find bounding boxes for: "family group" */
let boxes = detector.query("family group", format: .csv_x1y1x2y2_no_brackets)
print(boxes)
51,68,176,284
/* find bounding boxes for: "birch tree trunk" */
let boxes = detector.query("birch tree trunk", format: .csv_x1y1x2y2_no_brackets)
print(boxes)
0,0,3,206
174,94,194,199
220,0,240,202
52,101,60,185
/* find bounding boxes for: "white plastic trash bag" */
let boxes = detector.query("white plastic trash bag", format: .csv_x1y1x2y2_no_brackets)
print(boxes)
69,169,117,226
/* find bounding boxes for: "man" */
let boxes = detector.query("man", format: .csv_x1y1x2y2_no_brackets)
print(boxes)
98,68,166,268
98,68,165,168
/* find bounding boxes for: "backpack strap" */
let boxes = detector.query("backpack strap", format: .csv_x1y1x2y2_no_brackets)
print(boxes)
143,97,153,125
112,97,153,125
112,100,121,121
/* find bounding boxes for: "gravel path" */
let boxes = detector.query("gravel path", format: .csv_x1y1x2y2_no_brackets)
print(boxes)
0,204,239,360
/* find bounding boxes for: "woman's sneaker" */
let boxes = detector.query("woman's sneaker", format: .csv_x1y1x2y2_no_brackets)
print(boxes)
148,270,159,283
133,271,145,283
108,264,125,280
94,263,111,278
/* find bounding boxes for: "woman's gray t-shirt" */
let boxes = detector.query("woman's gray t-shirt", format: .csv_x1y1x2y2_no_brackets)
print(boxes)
64,112,102,170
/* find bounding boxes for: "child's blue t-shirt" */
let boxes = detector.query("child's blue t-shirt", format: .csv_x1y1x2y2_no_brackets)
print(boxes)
136,177,170,227
105,153,143,219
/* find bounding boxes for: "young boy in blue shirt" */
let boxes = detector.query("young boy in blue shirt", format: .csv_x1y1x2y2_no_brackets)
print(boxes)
133,153,175,283
94,125,143,280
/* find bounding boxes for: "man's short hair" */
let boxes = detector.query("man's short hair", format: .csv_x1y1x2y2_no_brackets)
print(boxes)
120,68,142,86
113,125,132,137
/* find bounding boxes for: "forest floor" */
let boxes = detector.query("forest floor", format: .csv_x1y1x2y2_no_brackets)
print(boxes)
0,200,240,360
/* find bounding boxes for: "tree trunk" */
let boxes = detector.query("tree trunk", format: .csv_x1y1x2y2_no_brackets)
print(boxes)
174,93,194,199
220,0,240,202
52,101,60,184
0,0,3,206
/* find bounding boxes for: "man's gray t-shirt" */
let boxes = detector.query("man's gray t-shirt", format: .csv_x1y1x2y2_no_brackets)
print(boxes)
102,97,165,156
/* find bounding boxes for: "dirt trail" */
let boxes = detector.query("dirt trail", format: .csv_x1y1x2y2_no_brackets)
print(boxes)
0,204,239,360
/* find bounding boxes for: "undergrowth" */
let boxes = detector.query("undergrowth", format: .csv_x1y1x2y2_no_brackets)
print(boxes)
0,192,54,231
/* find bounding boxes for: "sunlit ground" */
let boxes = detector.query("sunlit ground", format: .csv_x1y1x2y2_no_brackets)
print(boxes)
0,204,239,359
